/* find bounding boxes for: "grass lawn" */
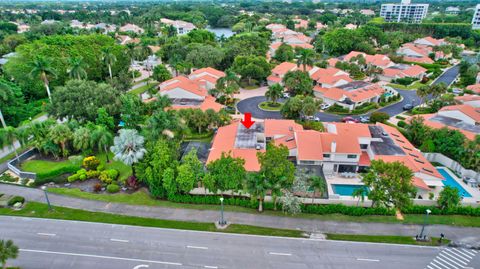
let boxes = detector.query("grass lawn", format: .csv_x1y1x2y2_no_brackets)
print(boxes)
21,159,79,174
96,152,132,181
129,81,159,95
326,234,450,246
0,202,305,238
258,101,283,111
387,81,431,90
47,188,480,227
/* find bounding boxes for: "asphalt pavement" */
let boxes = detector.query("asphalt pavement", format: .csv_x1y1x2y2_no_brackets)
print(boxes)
3,216,479,269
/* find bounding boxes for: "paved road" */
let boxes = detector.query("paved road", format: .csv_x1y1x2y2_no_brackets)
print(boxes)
2,184,480,246
432,65,460,87
4,216,479,269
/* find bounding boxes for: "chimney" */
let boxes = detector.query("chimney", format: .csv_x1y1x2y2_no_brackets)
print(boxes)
331,141,336,153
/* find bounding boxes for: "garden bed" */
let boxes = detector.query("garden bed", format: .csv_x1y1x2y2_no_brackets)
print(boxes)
258,101,283,111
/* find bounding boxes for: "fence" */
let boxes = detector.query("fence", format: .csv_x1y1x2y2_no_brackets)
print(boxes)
7,149,37,180
424,152,479,181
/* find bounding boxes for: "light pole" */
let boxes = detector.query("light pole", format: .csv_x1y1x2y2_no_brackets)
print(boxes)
41,186,52,211
418,209,431,240
219,197,226,226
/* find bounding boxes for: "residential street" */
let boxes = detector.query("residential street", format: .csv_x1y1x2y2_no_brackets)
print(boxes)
4,216,479,269
1,184,480,246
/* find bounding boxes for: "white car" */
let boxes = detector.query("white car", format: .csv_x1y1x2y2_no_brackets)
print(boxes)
320,103,331,110
452,88,463,95
283,92,290,98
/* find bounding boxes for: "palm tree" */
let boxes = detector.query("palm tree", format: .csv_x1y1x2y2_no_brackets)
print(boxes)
0,82,13,128
417,85,430,106
73,127,92,152
215,70,240,104
67,56,88,80
91,125,113,163
102,47,117,80
246,172,268,212
430,83,447,100
353,187,367,206
309,176,326,204
110,129,146,176
49,123,73,157
265,83,283,105
0,239,18,269
29,55,57,102
297,49,315,72
0,127,20,159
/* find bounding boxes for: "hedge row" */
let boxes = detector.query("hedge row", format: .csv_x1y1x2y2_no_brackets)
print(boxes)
34,164,80,186
166,194,396,216
403,205,480,217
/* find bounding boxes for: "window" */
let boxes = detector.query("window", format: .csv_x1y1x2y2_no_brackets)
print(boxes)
323,154,331,158
347,155,357,159
360,144,368,150
300,160,315,165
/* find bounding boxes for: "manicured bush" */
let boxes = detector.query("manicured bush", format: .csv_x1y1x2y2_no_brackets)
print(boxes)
67,174,79,182
99,169,119,184
86,170,100,179
394,77,417,86
7,196,25,206
106,184,120,193
301,204,395,216
397,120,407,128
395,115,406,120
97,164,105,171
298,121,324,131
402,205,480,216
82,156,100,170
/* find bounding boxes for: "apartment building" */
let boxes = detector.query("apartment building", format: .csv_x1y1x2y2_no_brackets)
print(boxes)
380,0,429,23
473,4,480,30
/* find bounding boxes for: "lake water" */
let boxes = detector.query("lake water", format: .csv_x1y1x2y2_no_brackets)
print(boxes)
206,27,234,38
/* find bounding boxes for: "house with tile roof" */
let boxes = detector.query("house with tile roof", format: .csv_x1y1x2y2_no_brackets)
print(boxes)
397,42,445,64
379,64,427,82
188,67,226,90
413,36,448,47
268,42,313,60
160,18,196,35
310,67,351,88
466,84,480,95
267,62,299,86
313,82,386,111
149,75,223,112
342,51,395,69
119,23,144,34
208,120,444,198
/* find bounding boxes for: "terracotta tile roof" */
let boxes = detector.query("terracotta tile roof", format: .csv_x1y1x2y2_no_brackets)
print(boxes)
344,83,385,102
232,149,263,171
273,135,297,150
466,84,480,94
190,67,225,78
403,56,434,64
271,62,297,76
415,36,446,47
343,51,393,67
310,67,346,81
267,75,282,83
418,114,478,141
402,65,427,77
296,131,323,161
455,94,480,103
264,119,303,138
440,104,480,122
159,76,208,97
413,176,431,191
319,133,361,154
359,152,371,166
327,58,339,67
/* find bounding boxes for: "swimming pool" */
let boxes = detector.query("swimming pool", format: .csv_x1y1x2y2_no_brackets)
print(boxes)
332,184,368,196
436,167,472,198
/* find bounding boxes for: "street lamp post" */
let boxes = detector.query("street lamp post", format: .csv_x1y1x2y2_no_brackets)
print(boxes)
418,209,431,240
41,186,52,211
219,197,226,226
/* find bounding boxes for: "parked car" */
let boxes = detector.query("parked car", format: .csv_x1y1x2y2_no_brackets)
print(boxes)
283,92,290,98
342,116,359,123
403,103,414,111
452,88,463,95
320,103,331,110
359,116,370,123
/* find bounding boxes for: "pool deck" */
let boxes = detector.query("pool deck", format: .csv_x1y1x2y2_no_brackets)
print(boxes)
326,176,364,200
437,166,480,205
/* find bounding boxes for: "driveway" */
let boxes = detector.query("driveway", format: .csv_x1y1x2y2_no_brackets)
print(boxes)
236,96,283,119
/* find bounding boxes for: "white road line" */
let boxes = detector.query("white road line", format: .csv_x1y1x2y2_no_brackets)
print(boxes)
37,233,56,236
268,252,292,256
438,253,464,268
440,251,467,265
426,266,435,269
186,245,208,250
204,266,218,269
462,249,477,256
110,239,129,243
356,258,380,262
431,260,450,269
428,262,442,269
435,256,459,269
470,249,478,254
20,249,182,266
445,249,470,262
451,248,473,259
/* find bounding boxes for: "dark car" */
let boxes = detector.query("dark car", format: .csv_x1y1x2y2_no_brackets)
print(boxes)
403,103,414,111
341,116,359,123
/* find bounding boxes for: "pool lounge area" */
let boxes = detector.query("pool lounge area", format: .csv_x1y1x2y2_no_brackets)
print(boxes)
436,167,473,198
331,184,368,196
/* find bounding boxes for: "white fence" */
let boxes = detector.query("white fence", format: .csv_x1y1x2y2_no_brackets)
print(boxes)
424,152,480,181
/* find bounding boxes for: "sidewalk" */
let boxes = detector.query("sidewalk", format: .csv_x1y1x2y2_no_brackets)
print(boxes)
1,184,479,245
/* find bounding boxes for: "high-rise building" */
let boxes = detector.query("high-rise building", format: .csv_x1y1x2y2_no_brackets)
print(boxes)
380,0,429,23
472,4,480,30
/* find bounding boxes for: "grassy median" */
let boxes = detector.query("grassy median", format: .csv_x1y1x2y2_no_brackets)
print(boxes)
0,202,305,238
326,233,450,246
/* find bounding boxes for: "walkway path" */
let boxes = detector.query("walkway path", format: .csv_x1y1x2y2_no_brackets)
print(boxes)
1,184,479,245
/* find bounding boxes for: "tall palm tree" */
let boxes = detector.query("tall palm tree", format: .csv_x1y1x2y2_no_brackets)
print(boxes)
102,47,117,80
49,123,73,157
265,83,283,105
91,125,113,163
0,126,20,159
215,70,240,104
0,239,19,269
0,82,13,128
297,49,315,72
73,126,92,152
67,56,88,80
246,172,268,212
309,175,326,204
29,55,57,102
110,129,146,176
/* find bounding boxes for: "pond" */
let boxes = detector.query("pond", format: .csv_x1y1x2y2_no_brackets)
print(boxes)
206,27,235,38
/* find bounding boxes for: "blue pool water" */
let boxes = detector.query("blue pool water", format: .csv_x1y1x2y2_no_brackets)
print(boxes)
383,92,393,98
332,184,368,196
437,168,472,198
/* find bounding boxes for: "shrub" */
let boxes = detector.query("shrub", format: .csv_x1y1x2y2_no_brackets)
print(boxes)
35,165,79,181
394,77,417,86
0,173,17,183
86,170,100,179
397,120,407,128
7,196,25,207
96,164,105,171
82,156,100,170
395,115,406,120
67,174,80,182
93,183,103,192
79,174,87,181
106,184,120,193
99,169,119,184
298,121,324,131
370,111,390,123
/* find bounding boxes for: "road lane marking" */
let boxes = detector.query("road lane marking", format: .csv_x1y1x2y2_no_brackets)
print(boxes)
428,261,442,269
435,256,459,269
204,266,218,269
444,249,469,262
356,258,380,262
268,252,292,256
186,245,208,250
19,249,182,266
451,248,473,259
439,251,467,265
133,265,149,269
110,238,129,243
37,233,56,236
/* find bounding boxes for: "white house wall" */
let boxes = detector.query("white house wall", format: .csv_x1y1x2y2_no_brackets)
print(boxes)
160,88,204,100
